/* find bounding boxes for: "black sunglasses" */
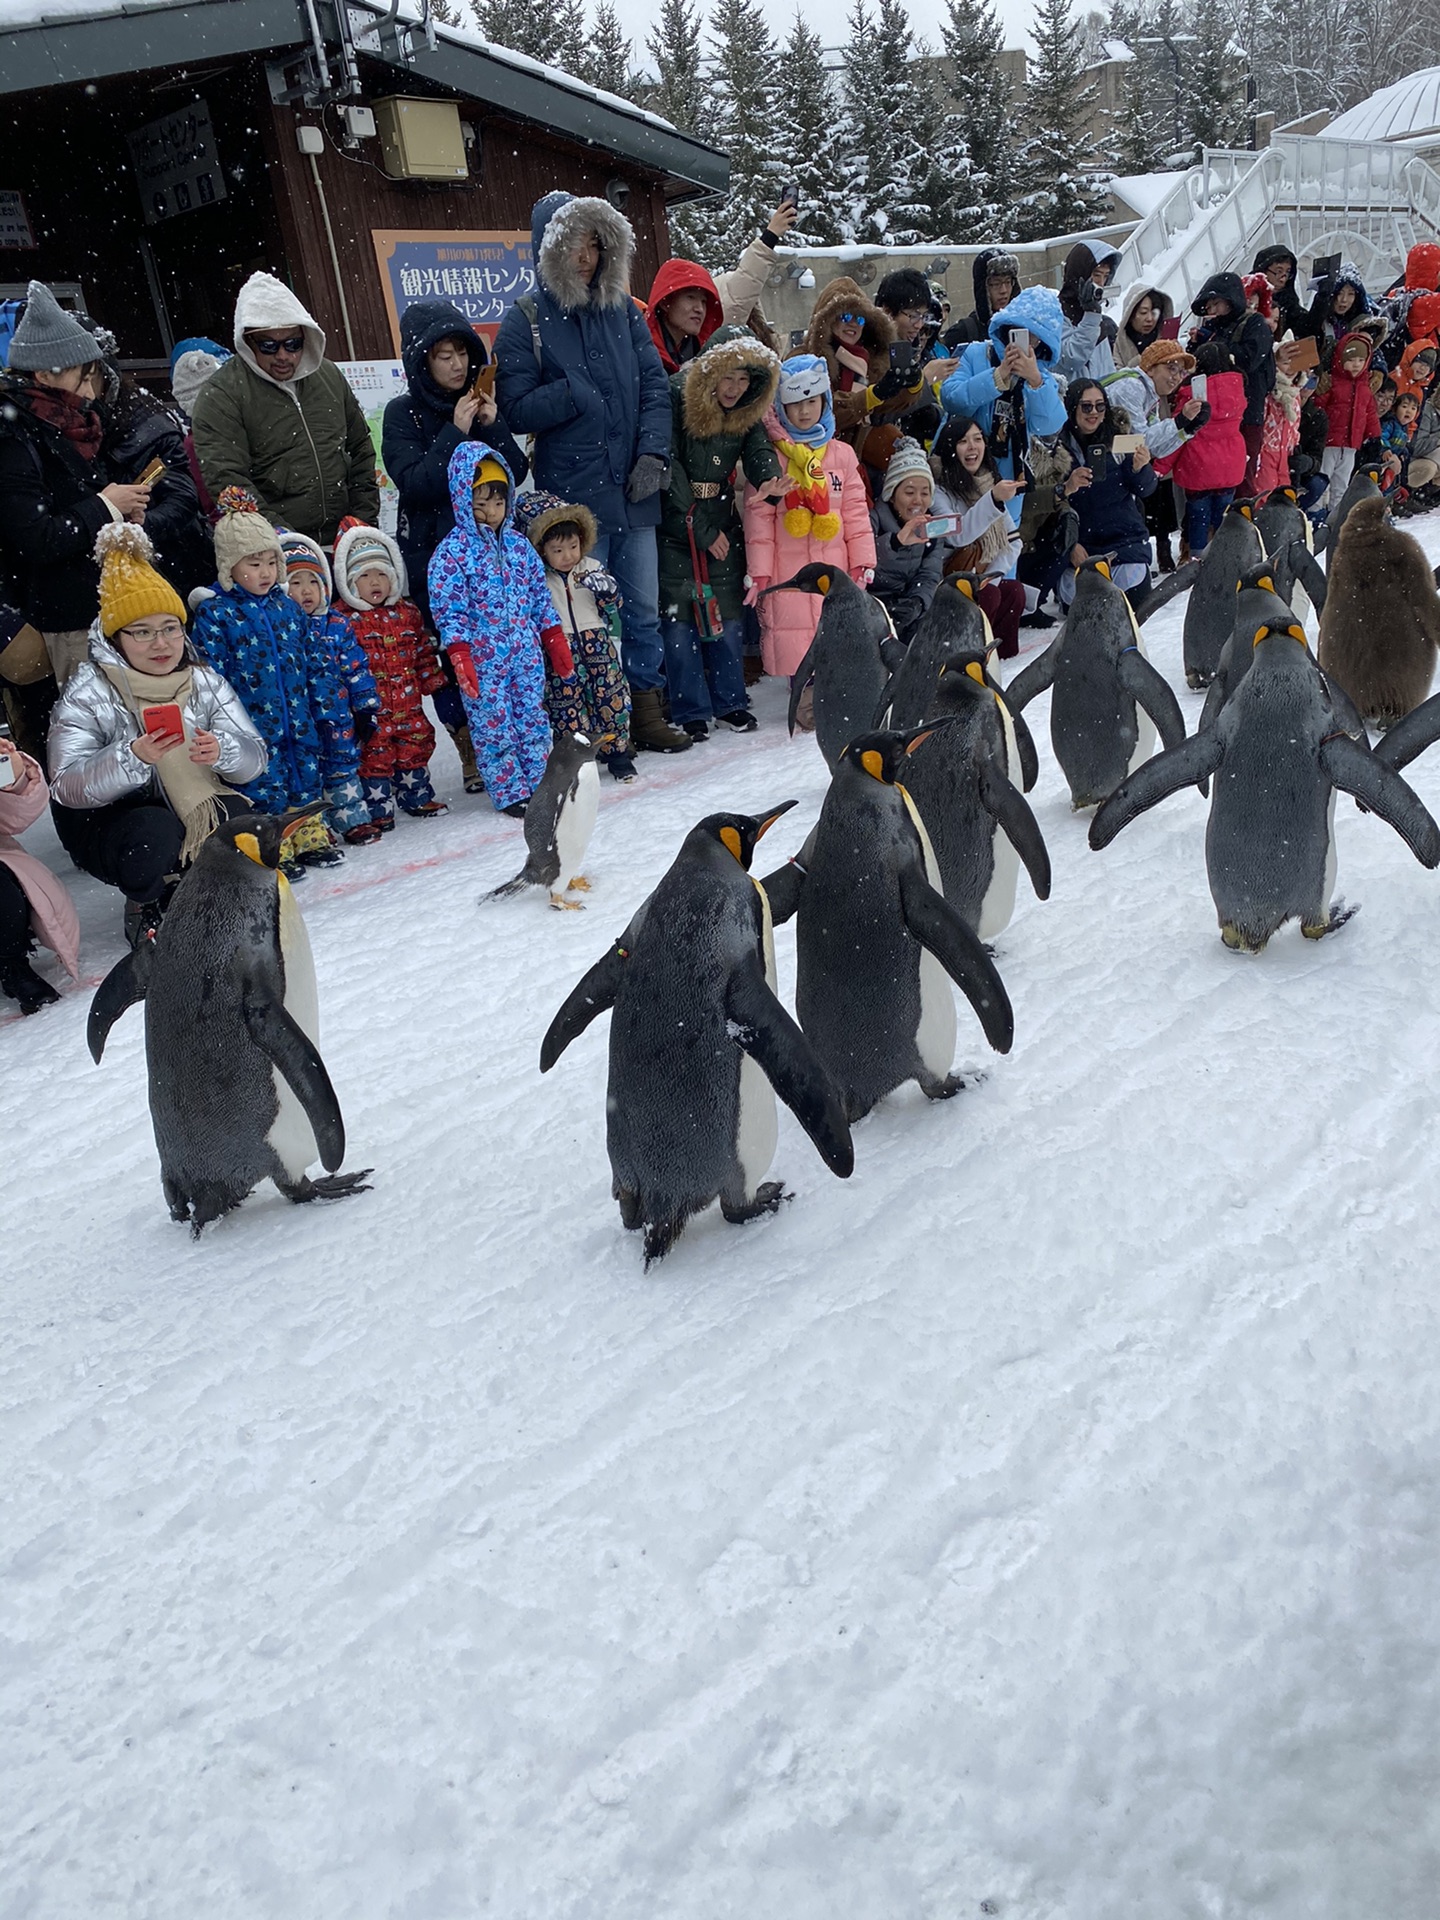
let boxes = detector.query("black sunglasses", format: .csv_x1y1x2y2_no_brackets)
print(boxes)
1076,398,1107,413
252,334,305,356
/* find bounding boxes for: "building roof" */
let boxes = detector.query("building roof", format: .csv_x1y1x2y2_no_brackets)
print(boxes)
0,0,728,195
1325,67,1440,145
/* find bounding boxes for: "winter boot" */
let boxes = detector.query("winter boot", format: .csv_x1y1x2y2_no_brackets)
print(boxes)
605,751,638,782
717,708,758,732
631,686,692,753
683,719,710,742
290,814,345,870
1,959,60,1015
1155,534,1175,574
448,721,485,794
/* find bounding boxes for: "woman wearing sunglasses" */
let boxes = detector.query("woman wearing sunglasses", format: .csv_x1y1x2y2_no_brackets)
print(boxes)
1056,381,1157,607
191,271,380,547
801,276,895,437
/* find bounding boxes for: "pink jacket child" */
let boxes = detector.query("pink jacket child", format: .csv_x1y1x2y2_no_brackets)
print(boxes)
1159,368,1248,494
0,746,80,1013
742,354,876,678
1320,333,1382,450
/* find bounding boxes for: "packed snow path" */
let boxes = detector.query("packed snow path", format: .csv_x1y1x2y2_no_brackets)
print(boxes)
8,537,1440,1917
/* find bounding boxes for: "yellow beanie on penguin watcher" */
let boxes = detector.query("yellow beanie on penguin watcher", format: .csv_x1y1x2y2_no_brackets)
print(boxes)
471,456,509,491
93,521,188,638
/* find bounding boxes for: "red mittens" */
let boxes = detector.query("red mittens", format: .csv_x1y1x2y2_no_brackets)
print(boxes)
540,625,574,678
447,644,478,701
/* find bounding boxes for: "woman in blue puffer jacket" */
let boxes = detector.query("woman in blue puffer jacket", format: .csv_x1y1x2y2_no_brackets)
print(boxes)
939,285,1068,532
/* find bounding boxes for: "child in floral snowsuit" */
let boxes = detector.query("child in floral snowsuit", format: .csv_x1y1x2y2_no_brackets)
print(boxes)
512,491,634,781
427,443,566,817
279,530,382,845
333,517,448,829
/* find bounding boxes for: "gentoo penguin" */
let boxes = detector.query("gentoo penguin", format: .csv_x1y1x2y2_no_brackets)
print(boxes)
1006,558,1186,809
1091,617,1440,951
900,658,1051,938
1181,500,1265,687
764,566,892,769
762,726,1013,1121
488,731,610,909
540,804,852,1266
1316,461,1386,553
1317,495,1440,726
88,810,371,1232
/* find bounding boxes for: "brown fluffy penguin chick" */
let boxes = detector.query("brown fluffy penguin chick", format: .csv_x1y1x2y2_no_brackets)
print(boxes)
1318,496,1440,727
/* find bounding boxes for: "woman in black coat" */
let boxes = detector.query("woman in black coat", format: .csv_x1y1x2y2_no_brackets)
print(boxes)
94,357,212,602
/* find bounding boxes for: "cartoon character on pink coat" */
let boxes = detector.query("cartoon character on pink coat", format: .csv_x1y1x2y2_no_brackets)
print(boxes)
742,354,877,679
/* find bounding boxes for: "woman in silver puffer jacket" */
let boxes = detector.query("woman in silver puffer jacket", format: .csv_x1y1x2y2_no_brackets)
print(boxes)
49,626,267,943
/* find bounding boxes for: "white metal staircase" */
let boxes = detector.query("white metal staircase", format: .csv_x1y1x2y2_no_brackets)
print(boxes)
1112,135,1440,305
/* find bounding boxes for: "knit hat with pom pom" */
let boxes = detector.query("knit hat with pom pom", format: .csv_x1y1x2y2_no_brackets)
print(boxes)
94,521,188,637
212,486,284,590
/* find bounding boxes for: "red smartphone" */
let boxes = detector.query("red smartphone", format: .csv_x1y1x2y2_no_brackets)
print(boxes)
141,703,185,738
1160,317,1183,340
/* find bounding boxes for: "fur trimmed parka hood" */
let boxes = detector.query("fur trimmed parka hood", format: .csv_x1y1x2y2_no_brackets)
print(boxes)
513,488,600,556
532,192,635,314
231,272,326,386
681,324,780,439
804,277,894,360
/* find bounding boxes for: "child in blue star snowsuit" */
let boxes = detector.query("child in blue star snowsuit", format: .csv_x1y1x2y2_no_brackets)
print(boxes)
278,530,382,844
190,490,351,865
427,442,565,815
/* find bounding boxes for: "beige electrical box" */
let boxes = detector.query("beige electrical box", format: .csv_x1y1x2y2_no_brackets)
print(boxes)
373,97,467,181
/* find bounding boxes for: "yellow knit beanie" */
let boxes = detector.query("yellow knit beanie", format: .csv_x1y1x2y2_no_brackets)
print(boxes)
471,456,509,491
93,522,188,637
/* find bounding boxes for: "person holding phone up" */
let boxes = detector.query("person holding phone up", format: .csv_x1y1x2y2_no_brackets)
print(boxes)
940,285,1068,532
1056,382,1157,608
48,522,265,948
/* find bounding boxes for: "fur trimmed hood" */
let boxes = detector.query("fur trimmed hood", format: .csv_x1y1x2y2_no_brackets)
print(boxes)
804,276,894,361
532,192,635,314
513,488,599,556
681,325,781,439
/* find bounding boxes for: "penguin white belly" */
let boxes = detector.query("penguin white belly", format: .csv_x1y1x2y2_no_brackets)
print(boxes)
553,761,599,889
1128,705,1158,774
978,826,1021,940
734,882,779,1200
996,694,1020,785
1322,787,1338,910
901,791,958,1076
266,879,321,1180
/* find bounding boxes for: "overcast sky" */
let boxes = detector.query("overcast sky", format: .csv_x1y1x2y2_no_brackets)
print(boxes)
606,0,1045,61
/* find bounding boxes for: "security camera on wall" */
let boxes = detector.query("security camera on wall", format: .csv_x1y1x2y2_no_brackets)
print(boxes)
605,178,631,213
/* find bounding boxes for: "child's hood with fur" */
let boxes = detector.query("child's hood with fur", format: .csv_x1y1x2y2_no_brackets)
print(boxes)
681,325,781,438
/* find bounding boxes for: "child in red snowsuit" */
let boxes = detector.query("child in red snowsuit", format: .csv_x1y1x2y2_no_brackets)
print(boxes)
333,517,448,829
1319,332,1381,504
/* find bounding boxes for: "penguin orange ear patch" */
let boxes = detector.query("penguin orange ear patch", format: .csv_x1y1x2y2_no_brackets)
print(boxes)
1095,560,1112,580
955,578,974,600
234,832,264,866
1252,626,1269,647
1258,575,1275,592
1287,624,1307,644
860,749,885,780
815,572,832,595
964,661,986,686
720,826,744,862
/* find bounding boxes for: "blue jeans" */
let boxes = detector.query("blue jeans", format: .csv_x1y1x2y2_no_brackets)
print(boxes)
1183,489,1234,554
658,615,748,724
591,529,664,693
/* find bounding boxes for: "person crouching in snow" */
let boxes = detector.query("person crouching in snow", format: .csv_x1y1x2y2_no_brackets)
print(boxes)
513,491,635,779
742,354,874,723
332,517,448,831
189,487,349,877
428,444,562,818
658,323,782,738
279,530,383,846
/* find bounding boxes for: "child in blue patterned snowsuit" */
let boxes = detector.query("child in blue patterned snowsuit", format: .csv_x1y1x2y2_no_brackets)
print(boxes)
279,530,382,844
427,442,564,816
190,488,351,870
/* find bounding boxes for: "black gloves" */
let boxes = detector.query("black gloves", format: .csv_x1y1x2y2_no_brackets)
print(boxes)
626,454,670,503
1076,277,1106,315
353,710,378,743
1182,400,1212,434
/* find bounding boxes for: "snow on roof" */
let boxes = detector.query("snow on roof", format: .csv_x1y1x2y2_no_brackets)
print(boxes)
0,0,164,21
1111,171,1189,218
1101,39,1135,62
1325,66,1440,144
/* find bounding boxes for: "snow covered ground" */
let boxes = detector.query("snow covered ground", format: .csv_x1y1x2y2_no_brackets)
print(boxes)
8,530,1440,1917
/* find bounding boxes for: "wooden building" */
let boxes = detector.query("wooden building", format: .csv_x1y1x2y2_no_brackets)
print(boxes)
0,0,727,373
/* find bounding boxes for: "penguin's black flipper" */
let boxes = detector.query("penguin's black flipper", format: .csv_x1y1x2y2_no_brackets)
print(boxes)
1371,690,1440,776
758,827,817,926
725,953,854,1177
87,942,153,1063
898,867,1014,1054
1198,652,1232,732
1117,647,1187,750
1090,730,1225,849
539,942,627,1070
787,645,816,737
1320,734,1440,866
1289,539,1328,615
1003,638,1060,715
242,993,346,1170
978,756,1051,901
1133,558,1201,622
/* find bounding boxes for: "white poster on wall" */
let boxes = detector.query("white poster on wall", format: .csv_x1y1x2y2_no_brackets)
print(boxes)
127,101,228,226
0,190,34,250
336,360,407,539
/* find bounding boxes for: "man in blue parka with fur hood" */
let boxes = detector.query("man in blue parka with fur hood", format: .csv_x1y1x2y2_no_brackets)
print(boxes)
494,191,690,753
939,285,1068,528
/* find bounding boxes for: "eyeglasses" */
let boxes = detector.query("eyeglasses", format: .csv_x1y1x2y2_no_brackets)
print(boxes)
1076,400,1106,414
119,619,185,641
837,312,864,326
251,335,304,356
898,307,930,322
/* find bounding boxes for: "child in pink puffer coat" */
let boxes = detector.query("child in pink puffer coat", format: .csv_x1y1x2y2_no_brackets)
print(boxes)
743,355,875,682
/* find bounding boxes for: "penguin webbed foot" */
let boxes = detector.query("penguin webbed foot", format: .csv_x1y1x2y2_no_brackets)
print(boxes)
921,1071,972,1102
720,1181,790,1225
1303,900,1359,941
281,1168,374,1205
549,893,586,911
567,875,592,891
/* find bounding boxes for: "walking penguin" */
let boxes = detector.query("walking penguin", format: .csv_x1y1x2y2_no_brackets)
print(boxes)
540,804,854,1266
1181,500,1264,688
88,810,372,1232
765,566,893,769
488,731,609,909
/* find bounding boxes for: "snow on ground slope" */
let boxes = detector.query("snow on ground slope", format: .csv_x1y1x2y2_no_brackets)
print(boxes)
7,531,1440,1918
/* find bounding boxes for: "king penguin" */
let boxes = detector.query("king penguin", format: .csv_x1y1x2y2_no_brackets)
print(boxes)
1182,500,1265,688
1316,461,1386,553
1006,558,1186,809
764,565,893,769
762,726,1013,1121
1091,617,1440,951
900,656,1051,938
488,731,610,909
88,810,371,1233
1198,562,1313,729
540,804,853,1266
